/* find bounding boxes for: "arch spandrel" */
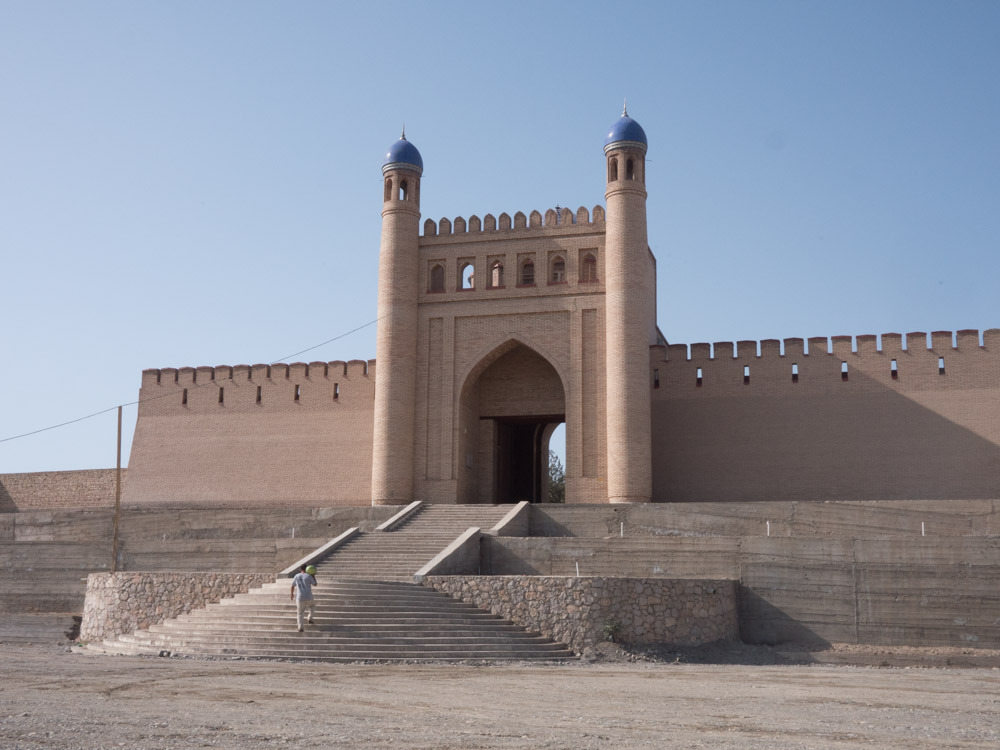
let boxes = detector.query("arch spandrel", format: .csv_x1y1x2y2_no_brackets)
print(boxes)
456,335,571,404
454,337,569,504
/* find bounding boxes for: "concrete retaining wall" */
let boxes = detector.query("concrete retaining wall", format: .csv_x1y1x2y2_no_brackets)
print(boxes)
80,572,274,642
484,535,1000,648
423,575,738,653
740,536,1000,648
484,536,740,579
0,506,400,618
531,500,1000,539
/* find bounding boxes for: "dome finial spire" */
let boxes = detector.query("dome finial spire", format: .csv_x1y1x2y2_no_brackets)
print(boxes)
401,123,406,140
623,97,628,117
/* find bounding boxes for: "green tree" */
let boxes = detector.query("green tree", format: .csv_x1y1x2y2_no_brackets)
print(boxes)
547,450,565,503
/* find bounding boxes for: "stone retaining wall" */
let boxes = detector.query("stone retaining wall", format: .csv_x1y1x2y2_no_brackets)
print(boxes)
422,576,738,653
80,572,274,642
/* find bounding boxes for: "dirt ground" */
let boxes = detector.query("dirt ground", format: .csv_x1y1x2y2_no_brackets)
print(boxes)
1,644,998,749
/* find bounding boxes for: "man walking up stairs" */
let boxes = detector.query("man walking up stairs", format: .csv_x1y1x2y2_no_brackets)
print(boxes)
290,564,317,631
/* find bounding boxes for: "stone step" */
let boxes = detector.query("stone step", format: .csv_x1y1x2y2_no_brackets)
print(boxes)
162,607,505,627
96,643,575,661
258,579,418,589
170,613,508,626
123,633,559,648
117,632,568,654
220,590,484,612
149,620,531,634
222,599,480,611
120,644,574,659
184,607,497,619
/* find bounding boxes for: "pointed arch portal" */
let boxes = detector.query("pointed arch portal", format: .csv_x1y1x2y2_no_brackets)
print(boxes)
457,342,565,503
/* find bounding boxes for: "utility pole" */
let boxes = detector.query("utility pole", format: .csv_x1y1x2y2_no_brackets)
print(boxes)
110,406,122,574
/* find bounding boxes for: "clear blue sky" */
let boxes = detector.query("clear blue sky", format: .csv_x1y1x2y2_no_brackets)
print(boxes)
2,1,998,473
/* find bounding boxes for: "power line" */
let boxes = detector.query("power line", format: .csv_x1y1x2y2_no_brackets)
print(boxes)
0,317,381,445
269,317,382,363
0,405,125,445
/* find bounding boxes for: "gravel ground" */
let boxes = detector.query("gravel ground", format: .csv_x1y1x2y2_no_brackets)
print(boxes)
1,643,998,749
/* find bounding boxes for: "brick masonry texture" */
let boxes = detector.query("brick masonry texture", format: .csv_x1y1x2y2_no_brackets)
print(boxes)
422,575,738,653
80,572,274,642
0,469,124,511
124,363,374,508
651,330,1000,501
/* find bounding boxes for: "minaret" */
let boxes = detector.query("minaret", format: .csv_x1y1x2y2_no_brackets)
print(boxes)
603,104,653,503
371,130,423,505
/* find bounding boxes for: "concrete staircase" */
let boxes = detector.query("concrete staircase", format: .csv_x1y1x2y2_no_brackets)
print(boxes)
317,504,510,581
97,579,573,661
93,505,576,662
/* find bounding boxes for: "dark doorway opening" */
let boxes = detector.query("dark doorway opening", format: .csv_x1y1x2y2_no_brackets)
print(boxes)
492,415,563,503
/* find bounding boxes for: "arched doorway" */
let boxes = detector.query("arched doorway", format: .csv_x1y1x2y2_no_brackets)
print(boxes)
457,342,565,503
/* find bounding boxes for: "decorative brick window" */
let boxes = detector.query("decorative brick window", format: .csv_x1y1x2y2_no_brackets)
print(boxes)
549,255,566,284
580,251,598,283
458,260,475,290
518,258,535,287
487,259,504,289
428,263,445,293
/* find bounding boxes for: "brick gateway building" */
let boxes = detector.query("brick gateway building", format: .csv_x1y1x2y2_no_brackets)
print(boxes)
123,111,1000,509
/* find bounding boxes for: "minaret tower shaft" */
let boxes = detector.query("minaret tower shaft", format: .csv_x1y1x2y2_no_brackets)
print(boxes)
603,105,654,503
372,132,423,505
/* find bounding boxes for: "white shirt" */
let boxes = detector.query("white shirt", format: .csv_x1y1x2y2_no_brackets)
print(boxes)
292,572,316,601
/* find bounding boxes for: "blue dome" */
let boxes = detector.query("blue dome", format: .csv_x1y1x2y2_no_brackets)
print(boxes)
382,135,423,174
604,113,647,152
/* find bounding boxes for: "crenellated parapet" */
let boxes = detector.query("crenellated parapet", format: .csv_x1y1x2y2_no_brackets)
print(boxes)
651,329,1000,394
138,358,376,416
421,205,605,240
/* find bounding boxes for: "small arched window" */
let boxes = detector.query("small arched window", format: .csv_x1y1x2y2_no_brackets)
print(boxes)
488,260,504,288
399,180,408,201
429,263,444,293
550,256,566,283
626,158,634,180
384,178,393,202
608,157,618,182
520,259,535,286
460,262,474,290
580,253,597,283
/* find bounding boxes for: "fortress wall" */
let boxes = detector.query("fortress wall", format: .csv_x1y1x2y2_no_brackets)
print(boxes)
0,469,124,511
651,330,1000,502
124,361,376,508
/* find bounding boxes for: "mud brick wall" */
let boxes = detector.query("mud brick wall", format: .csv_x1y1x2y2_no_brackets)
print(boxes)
80,572,274,642
422,575,737,653
651,329,1000,502
0,470,124,511
124,362,375,508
